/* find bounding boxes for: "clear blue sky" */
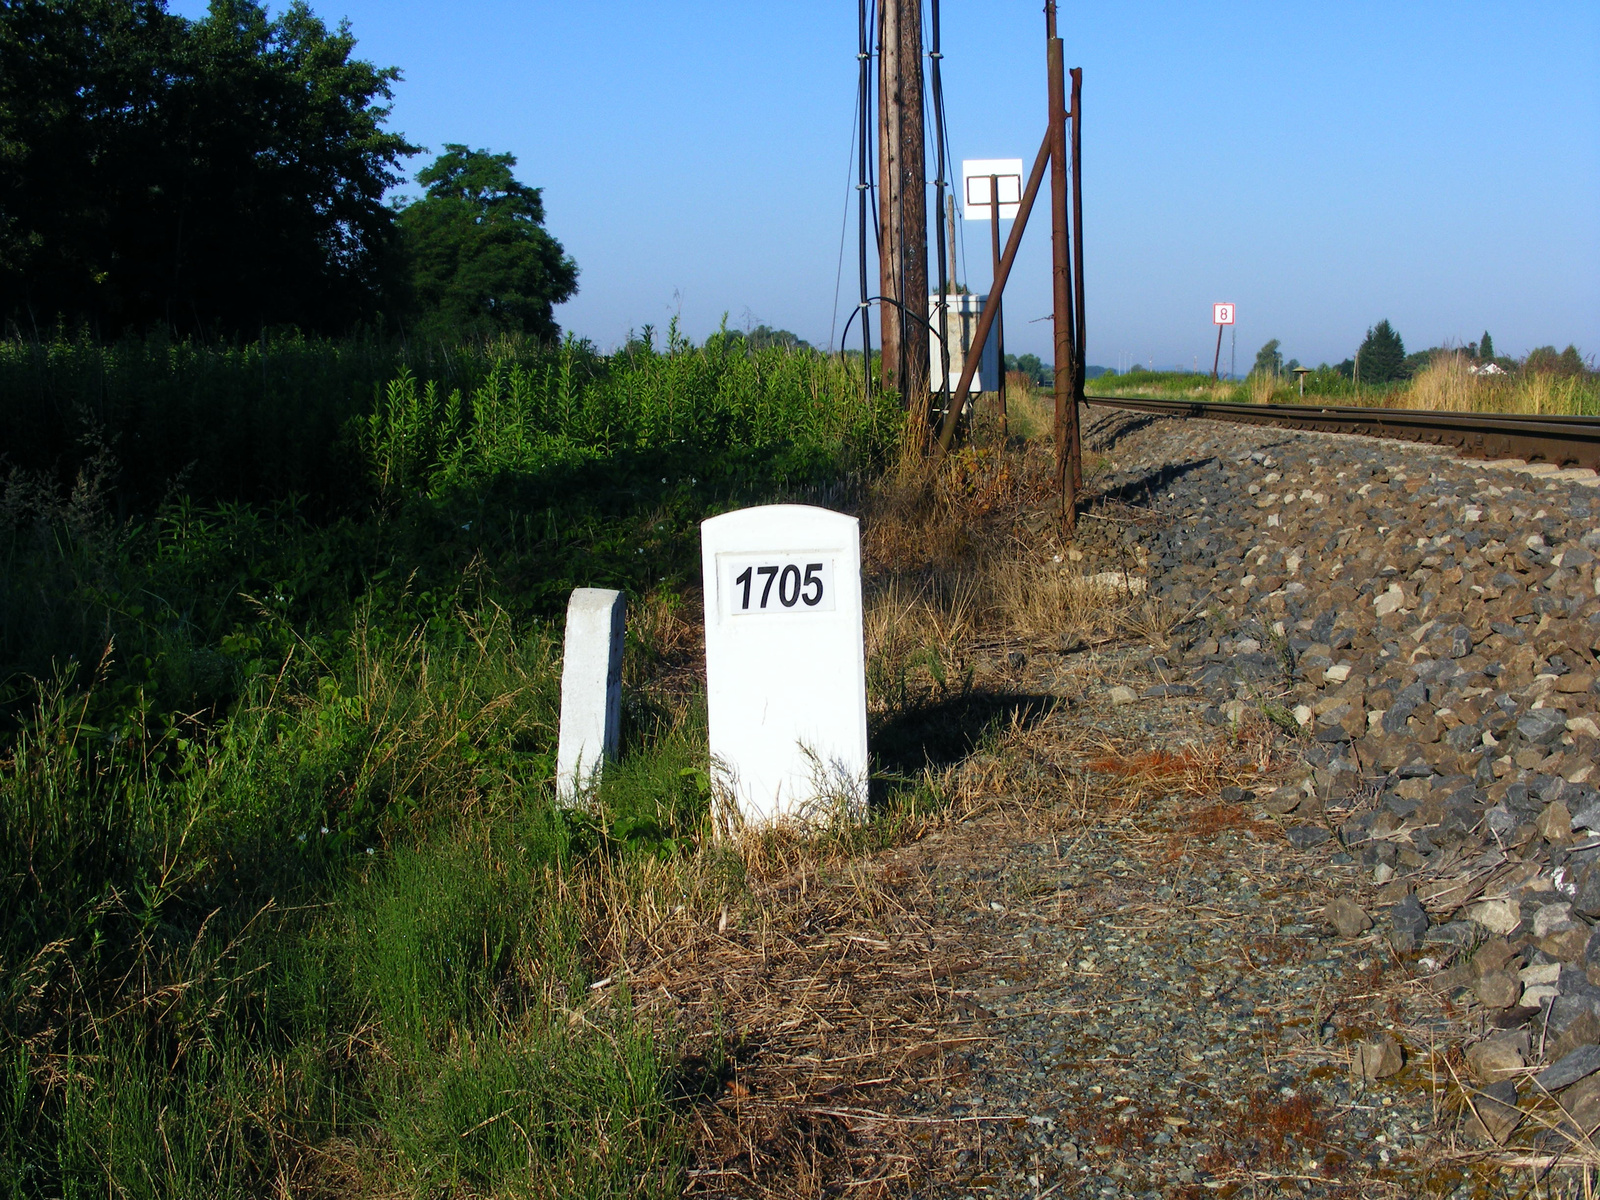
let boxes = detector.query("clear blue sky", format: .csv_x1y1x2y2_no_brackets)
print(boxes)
174,1,1599,370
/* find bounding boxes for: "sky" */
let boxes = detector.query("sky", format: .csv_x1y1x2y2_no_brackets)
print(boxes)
172,1,1600,371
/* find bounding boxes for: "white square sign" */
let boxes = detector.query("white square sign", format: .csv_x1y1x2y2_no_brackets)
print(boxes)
962,158,1024,221
701,505,868,826
1213,303,1236,325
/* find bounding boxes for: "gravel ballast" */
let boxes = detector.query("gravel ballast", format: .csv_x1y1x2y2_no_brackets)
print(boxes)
679,412,1600,1198
916,412,1600,1196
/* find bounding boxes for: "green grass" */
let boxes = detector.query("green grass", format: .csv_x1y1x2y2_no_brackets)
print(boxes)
1087,364,1375,405
0,326,897,1196
1088,357,1599,416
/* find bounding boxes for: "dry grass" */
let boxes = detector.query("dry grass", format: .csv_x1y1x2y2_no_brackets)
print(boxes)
585,420,1357,1195
1384,353,1600,417
857,433,1178,667
561,815,983,1197
1247,371,1279,406
1083,744,1244,800
576,716,1294,1196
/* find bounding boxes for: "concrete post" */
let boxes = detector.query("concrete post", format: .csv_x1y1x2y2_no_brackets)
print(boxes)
555,588,625,803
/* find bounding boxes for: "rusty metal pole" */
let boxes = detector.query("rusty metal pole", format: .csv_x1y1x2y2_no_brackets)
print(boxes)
1046,7,1077,528
1069,66,1086,494
989,174,1007,439
936,128,1051,456
1211,323,1224,381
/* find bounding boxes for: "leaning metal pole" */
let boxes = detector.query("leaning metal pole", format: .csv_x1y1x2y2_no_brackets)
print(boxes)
935,127,1051,456
1046,4,1077,529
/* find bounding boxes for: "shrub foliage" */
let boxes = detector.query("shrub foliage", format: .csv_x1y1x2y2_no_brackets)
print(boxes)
0,329,891,1194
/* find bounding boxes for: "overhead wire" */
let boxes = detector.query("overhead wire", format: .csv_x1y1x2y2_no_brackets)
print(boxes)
829,69,861,352
857,0,874,376
926,0,950,418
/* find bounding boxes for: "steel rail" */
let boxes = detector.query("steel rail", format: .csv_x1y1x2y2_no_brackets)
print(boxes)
1083,394,1600,472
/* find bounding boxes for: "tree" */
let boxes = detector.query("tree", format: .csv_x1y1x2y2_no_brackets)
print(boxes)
1525,345,1587,377
396,145,577,342
1356,320,1405,383
746,325,811,352
1400,349,1436,378
0,0,416,337
1251,339,1283,377
1479,330,1494,361
1004,352,1051,386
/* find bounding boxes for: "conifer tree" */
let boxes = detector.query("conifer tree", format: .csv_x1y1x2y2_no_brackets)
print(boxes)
1356,320,1406,383
1480,330,1494,361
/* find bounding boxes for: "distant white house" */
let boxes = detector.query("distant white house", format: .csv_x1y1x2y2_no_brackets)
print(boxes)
1470,361,1508,376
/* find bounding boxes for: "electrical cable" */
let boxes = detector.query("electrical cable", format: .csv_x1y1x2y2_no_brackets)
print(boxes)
868,0,881,256
857,0,873,378
927,0,950,419
829,71,861,353
836,294,944,371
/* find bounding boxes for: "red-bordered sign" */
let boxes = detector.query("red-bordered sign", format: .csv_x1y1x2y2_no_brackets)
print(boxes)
1213,303,1235,325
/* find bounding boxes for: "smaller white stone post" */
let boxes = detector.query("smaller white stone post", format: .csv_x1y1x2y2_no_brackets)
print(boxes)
556,588,625,803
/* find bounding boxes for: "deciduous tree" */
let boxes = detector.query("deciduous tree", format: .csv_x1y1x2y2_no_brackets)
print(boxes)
395,145,577,342
1251,339,1283,378
0,0,416,337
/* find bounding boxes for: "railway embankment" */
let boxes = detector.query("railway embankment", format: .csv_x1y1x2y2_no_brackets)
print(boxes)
679,409,1600,1197
1041,407,1600,1189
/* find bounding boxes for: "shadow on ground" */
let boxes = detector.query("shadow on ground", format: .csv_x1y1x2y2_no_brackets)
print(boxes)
1085,411,1160,448
870,690,1057,799
1096,457,1217,507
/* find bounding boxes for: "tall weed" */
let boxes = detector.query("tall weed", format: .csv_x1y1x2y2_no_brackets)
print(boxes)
1388,353,1600,416
0,610,686,1196
0,325,896,1194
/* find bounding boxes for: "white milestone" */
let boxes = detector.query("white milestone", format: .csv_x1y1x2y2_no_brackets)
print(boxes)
555,587,626,803
700,505,868,825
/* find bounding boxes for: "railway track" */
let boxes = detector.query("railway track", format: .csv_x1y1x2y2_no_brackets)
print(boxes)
1084,393,1600,472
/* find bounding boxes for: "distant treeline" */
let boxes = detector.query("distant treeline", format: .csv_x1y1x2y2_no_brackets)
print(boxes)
0,1,573,342
1246,322,1591,386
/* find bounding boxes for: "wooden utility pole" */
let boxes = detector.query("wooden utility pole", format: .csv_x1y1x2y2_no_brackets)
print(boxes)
877,0,929,411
